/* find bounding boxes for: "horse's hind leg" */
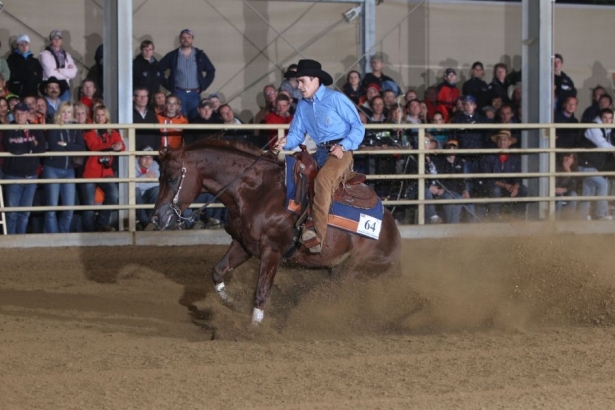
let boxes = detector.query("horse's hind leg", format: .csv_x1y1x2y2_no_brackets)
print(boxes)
212,240,251,302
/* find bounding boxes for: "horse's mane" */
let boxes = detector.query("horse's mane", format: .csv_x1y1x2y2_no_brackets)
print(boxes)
186,138,281,164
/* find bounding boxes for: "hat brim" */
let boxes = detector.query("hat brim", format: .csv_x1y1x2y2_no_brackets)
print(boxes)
39,79,68,96
491,133,518,145
293,68,333,86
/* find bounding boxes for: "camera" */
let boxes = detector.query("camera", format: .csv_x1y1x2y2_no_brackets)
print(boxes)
98,156,111,169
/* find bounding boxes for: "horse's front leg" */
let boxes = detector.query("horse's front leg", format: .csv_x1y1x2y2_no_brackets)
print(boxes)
252,247,282,325
212,239,251,303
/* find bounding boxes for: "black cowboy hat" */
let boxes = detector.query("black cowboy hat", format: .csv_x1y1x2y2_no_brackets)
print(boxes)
291,59,333,86
39,76,68,97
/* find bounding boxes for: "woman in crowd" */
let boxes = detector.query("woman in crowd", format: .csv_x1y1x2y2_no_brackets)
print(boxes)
43,102,85,233
428,111,451,147
342,70,363,105
74,102,91,125
80,105,125,232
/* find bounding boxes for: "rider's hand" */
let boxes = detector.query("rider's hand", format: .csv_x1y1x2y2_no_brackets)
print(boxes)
329,144,344,159
274,137,287,151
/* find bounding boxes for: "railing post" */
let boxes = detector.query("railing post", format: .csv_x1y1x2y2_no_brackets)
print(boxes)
277,126,285,150
127,127,137,233
417,127,426,225
548,126,556,221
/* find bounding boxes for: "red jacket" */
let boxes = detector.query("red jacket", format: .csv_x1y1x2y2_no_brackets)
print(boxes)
82,129,125,178
436,82,460,122
263,111,293,149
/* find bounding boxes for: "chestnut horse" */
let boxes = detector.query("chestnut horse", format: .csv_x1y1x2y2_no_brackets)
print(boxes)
151,140,401,324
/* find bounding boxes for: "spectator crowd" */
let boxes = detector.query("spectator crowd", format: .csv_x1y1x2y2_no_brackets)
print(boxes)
0,28,614,234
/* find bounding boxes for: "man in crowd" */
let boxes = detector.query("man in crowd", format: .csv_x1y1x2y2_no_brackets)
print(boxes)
554,96,580,148
159,29,216,120
157,94,188,150
132,87,160,150
264,93,293,149
488,63,511,106
361,53,400,97
462,62,489,109
7,34,43,98
581,86,606,123
185,98,222,145
23,95,46,124
554,53,577,110
436,68,460,122
135,146,160,230
40,76,66,119
133,40,162,99
253,84,278,126
79,78,97,111
39,30,77,102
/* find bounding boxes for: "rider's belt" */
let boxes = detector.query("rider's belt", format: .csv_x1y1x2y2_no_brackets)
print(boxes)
176,87,200,93
317,138,343,149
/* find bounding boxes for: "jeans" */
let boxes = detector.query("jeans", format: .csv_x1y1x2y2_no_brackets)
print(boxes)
175,88,200,120
578,166,609,219
556,191,578,218
43,166,76,233
488,183,528,218
135,186,160,224
182,192,226,227
3,174,38,234
79,181,119,231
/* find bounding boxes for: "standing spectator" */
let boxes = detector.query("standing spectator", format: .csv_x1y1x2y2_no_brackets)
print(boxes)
132,87,159,150
2,102,45,234
263,94,293,149
7,35,42,98
581,86,606,124
488,63,511,105
577,108,614,221
553,53,576,110
39,30,77,102
133,40,162,100
157,94,188,150
43,102,85,233
78,79,97,112
159,28,216,119
280,64,302,104
342,70,363,105
81,105,125,232
480,130,528,219
39,76,66,119
462,62,489,109
134,145,159,230
436,68,460,122
452,95,487,192
361,53,400,96
0,41,9,82
554,96,580,148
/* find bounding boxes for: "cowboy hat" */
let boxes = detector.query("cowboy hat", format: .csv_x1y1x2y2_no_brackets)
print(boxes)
39,76,68,97
292,59,333,86
283,63,299,79
491,130,518,145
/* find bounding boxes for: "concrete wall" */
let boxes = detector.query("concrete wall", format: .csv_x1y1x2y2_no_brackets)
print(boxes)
0,0,614,120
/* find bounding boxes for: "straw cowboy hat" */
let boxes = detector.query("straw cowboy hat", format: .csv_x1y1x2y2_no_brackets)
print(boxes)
491,130,518,145
289,59,333,86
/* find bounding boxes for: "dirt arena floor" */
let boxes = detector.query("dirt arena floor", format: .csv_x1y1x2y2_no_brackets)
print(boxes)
1,234,615,409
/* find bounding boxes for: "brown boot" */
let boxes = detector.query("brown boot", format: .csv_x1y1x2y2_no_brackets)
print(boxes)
301,228,322,254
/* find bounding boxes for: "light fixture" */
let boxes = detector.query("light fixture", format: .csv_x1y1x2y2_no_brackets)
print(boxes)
343,5,362,23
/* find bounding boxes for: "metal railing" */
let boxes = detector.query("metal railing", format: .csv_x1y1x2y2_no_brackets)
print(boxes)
0,121,612,235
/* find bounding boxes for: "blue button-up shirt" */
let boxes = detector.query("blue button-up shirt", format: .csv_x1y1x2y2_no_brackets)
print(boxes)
284,85,364,151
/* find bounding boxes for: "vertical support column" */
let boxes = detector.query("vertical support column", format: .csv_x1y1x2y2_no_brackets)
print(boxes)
417,128,426,225
522,0,553,220
104,0,133,230
361,0,376,74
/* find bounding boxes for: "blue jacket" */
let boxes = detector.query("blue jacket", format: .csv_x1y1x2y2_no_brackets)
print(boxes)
159,47,215,93
481,154,522,187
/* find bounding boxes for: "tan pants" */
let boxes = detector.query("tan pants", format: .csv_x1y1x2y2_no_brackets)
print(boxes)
312,151,353,245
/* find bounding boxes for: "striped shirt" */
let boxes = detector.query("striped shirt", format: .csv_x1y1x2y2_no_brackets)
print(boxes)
175,49,199,90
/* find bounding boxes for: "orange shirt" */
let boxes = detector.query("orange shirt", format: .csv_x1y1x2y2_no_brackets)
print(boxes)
157,113,188,150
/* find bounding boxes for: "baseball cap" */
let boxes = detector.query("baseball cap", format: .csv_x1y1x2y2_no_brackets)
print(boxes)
49,30,63,40
15,34,31,44
444,68,457,76
180,29,194,38
13,102,29,112
366,83,381,92
208,93,221,100
370,53,384,62
462,95,476,104
199,98,213,108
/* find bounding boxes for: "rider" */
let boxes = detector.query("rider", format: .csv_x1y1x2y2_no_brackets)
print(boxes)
274,59,364,253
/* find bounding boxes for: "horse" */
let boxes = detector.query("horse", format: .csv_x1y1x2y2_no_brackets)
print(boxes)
151,140,401,324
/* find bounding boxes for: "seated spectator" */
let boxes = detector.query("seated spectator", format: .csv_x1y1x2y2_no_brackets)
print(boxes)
253,84,277,126
436,68,460,122
361,54,401,96
2,102,46,234
0,97,9,124
39,76,65,119
386,103,411,147
555,153,579,219
428,111,451,147
428,139,476,223
134,145,159,230
488,63,511,105
423,86,438,120
404,89,418,106
404,98,422,147
554,53,576,110
81,105,125,232
482,105,496,121
208,92,223,122
358,83,380,116
452,95,487,183
368,96,386,123
554,96,580,148
418,100,429,123
133,40,162,100
581,86,606,124
79,79,97,111
153,91,166,115
494,103,520,148
382,90,397,114
577,108,615,221
263,94,293,149
36,96,50,123
7,35,42,98
74,102,91,125
132,87,160,150
462,62,489,109
480,130,528,220
39,30,77,102
185,98,223,145
0,73,17,100
43,102,85,233
157,94,188,150
23,95,46,124
342,70,363,105
280,64,301,105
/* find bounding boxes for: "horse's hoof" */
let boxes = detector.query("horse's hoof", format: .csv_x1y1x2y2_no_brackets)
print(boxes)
251,308,264,325
215,282,234,305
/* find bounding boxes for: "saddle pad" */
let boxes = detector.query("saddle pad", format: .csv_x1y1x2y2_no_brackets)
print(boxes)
285,155,383,240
